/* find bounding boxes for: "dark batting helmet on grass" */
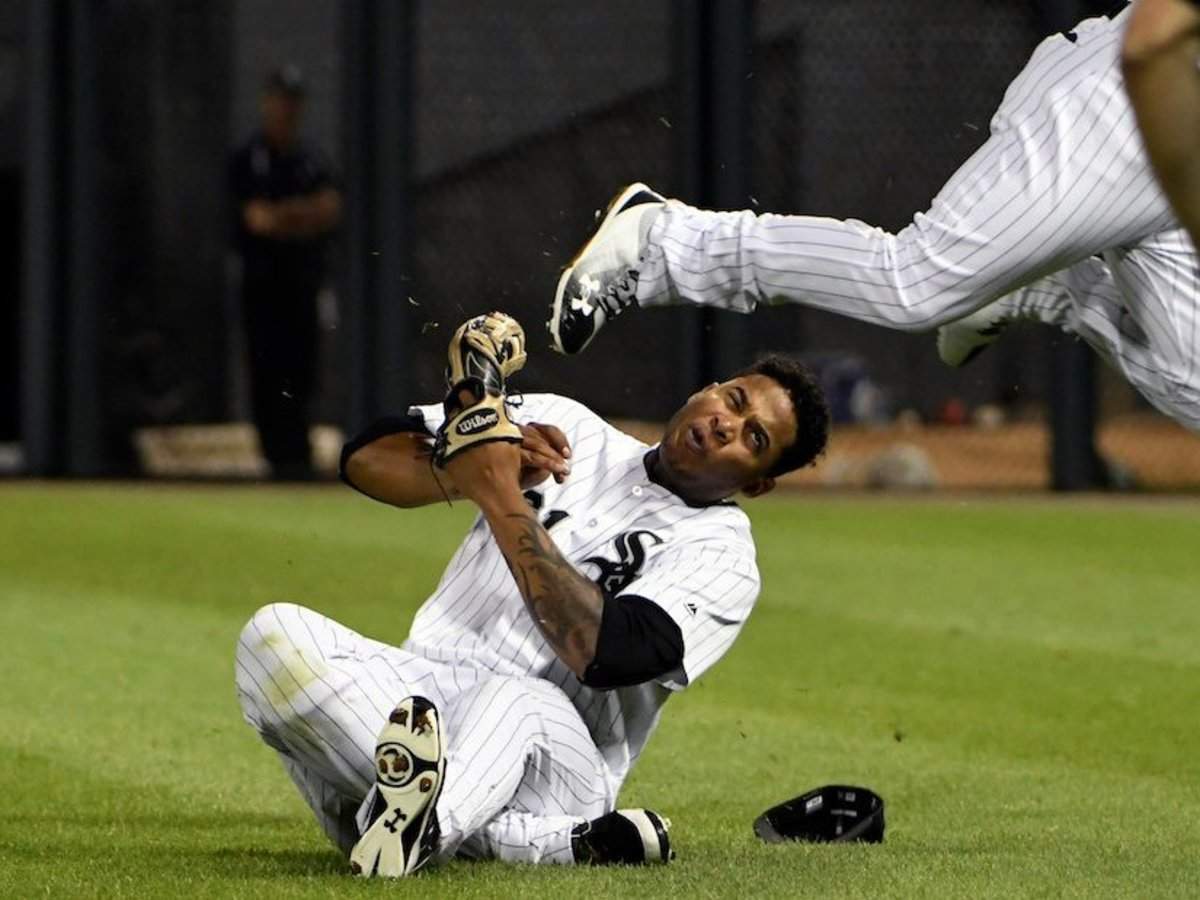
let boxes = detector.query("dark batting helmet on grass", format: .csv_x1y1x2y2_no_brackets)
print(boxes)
753,785,885,844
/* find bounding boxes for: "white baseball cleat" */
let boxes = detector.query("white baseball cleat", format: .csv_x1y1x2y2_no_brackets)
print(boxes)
937,296,1057,367
937,294,1071,367
936,305,1011,368
350,696,446,878
548,182,666,355
570,808,674,865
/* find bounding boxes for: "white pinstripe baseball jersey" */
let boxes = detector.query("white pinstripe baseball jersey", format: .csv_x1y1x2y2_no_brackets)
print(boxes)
405,392,761,785
633,3,1200,429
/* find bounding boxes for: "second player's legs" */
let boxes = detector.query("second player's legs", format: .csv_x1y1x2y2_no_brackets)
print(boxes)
637,8,1175,332
1004,233,1200,429
434,676,614,865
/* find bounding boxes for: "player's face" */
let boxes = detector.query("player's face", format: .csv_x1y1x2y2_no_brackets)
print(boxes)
657,374,798,503
261,91,302,148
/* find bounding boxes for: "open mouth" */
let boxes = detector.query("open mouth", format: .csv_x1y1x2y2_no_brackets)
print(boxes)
685,424,705,455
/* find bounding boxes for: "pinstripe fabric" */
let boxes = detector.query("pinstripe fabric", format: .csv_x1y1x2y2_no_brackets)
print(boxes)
278,757,361,856
459,809,591,865
235,393,760,863
433,676,612,863
1001,232,1200,427
635,6,1200,429
236,603,607,863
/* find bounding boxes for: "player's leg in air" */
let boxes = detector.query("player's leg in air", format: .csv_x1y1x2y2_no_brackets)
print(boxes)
940,231,1200,427
547,5,1200,429
234,603,671,877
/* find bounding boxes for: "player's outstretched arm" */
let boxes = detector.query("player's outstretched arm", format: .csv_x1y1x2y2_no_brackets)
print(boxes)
446,441,603,678
1123,0,1200,245
342,429,460,508
341,419,571,509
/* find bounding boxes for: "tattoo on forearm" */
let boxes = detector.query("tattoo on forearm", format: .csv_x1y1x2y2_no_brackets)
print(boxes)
502,512,602,669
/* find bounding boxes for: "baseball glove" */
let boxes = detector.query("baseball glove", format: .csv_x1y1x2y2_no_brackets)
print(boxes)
753,785,885,844
432,312,527,467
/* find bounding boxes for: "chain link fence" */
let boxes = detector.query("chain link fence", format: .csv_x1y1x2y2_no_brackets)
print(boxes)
8,0,1199,488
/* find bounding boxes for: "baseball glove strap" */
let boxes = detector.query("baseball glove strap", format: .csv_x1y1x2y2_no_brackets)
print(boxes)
434,392,522,467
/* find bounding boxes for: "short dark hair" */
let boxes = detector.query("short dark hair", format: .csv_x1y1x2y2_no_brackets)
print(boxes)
265,64,306,98
736,353,830,477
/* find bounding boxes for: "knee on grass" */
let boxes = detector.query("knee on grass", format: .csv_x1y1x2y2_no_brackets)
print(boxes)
234,602,331,719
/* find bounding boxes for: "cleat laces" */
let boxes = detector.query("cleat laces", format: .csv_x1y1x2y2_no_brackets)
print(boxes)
596,270,639,318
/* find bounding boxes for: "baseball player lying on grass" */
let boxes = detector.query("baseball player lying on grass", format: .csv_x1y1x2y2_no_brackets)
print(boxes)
548,2,1200,432
234,312,829,877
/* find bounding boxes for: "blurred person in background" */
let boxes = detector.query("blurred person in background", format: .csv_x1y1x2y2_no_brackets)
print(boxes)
1123,0,1200,249
229,65,341,480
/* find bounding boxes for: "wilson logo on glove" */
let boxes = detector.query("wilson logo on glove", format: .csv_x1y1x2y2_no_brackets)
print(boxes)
455,409,500,436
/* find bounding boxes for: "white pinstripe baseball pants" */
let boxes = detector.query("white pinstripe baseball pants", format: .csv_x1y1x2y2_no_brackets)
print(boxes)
636,8,1200,430
234,603,614,865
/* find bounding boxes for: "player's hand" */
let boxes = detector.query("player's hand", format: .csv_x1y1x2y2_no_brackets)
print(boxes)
443,438,523,505
244,200,279,236
518,423,571,487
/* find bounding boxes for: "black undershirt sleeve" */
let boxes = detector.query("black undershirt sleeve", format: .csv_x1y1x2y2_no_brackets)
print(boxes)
338,413,431,493
581,594,685,690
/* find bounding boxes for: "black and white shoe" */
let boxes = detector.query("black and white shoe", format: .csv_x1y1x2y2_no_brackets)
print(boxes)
571,808,674,865
548,182,666,355
349,696,446,878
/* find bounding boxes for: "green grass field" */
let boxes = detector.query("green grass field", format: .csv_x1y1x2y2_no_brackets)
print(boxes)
1,484,1198,898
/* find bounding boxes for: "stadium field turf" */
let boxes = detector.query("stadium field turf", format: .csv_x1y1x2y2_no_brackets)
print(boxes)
1,483,1197,898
